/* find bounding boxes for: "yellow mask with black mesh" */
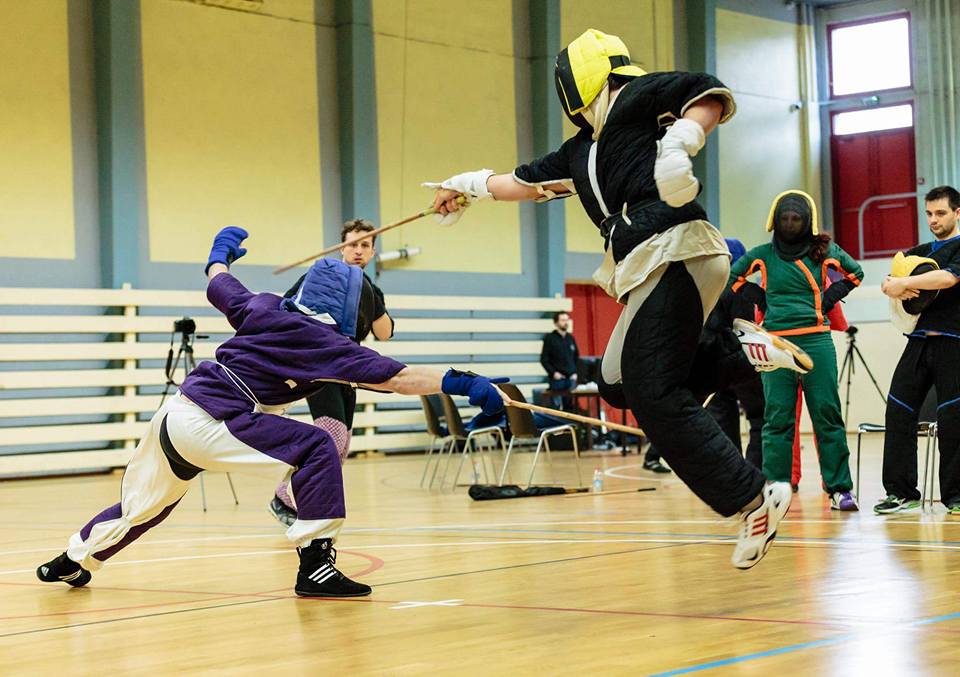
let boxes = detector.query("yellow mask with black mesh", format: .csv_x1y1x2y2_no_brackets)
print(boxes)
555,29,646,129
891,251,939,315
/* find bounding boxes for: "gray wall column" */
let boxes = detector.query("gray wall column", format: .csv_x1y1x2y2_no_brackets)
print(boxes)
686,0,721,225
530,0,566,297
93,0,146,289
335,0,380,243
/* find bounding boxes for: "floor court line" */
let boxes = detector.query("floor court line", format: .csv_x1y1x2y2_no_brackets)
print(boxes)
3,531,960,578
3,515,957,559
0,548,874,637
5,544,955,643
4,512,952,551
649,611,960,676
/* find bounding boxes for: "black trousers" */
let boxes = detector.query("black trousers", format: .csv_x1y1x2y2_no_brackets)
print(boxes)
704,378,765,471
649,368,765,470
307,383,357,428
600,261,766,516
883,337,960,504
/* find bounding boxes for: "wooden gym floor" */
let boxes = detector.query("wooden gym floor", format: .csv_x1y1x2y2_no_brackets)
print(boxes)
1,436,959,675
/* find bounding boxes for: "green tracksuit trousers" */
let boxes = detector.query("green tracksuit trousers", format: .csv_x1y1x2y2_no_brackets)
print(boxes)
761,332,853,493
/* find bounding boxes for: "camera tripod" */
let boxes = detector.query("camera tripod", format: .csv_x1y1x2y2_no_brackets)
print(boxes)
160,317,238,512
838,325,887,426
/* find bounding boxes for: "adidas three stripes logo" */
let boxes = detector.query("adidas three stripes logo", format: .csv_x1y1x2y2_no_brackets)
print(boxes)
309,564,338,585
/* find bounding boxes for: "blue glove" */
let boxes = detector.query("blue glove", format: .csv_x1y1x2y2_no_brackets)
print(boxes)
441,369,509,416
205,226,249,274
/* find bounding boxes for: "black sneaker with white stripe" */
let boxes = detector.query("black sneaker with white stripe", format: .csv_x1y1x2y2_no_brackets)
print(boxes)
295,539,371,597
36,552,92,588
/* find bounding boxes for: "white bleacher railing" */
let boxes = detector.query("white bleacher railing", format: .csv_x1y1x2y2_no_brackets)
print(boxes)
0,285,569,477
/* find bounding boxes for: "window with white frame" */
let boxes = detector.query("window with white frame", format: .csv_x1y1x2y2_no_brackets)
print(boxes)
829,15,911,97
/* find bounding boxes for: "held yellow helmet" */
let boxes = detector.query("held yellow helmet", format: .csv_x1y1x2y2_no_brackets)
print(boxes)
891,251,939,315
555,29,646,129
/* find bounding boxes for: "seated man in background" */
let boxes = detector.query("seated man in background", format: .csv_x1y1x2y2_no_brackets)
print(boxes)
540,311,580,411
37,227,507,598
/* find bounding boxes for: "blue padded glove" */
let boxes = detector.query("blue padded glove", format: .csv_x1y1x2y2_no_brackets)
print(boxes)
205,226,249,274
441,369,509,416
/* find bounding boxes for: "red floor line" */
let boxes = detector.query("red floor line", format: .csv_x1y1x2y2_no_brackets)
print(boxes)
453,601,857,628
0,592,287,622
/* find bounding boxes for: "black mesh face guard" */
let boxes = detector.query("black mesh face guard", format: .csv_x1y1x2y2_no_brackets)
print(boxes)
903,262,939,315
555,49,591,130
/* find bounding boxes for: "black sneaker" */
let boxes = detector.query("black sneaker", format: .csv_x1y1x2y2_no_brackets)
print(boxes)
268,495,297,527
643,459,672,474
873,494,921,514
37,552,91,587
295,539,371,598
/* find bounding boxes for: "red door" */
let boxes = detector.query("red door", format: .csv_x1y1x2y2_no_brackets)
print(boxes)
831,122,917,258
564,283,638,427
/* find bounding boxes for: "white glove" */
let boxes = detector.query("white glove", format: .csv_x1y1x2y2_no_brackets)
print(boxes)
423,169,495,225
654,118,705,208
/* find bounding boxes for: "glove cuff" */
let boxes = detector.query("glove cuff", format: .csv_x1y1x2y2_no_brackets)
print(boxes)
441,368,464,396
440,169,495,201
204,256,228,275
664,118,705,157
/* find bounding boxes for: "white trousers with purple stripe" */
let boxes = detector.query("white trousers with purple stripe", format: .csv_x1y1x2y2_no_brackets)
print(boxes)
67,393,343,571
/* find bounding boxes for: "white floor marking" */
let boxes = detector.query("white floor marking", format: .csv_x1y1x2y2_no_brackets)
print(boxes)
391,599,463,610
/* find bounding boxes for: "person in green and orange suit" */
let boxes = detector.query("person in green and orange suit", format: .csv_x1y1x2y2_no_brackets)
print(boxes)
729,190,863,510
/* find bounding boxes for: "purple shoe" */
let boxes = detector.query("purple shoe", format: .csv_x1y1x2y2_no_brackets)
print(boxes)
830,491,859,511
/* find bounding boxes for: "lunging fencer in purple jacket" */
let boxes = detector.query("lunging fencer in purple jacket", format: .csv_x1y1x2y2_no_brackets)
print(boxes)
37,227,507,597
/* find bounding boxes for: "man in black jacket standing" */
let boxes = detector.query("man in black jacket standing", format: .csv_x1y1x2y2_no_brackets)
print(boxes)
540,311,580,410
876,185,960,514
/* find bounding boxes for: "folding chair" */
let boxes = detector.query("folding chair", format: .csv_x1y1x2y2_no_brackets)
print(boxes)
855,386,938,506
498,383,583,489
420,395,454,488
438,394,506,490
199,473,239,512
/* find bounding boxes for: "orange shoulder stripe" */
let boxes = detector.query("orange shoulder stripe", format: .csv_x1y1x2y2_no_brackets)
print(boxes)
822,257,862,287
793,260,824,327
731,259,767,292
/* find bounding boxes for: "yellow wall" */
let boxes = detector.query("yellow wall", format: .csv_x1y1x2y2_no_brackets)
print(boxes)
716,9,817,248
561,0,675,253
373,0,522,274
0,2,75,259
141,0,324,266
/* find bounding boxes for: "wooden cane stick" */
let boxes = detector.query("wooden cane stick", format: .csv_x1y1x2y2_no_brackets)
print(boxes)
564,487,657,497
272,196,466,275
498,390,646,437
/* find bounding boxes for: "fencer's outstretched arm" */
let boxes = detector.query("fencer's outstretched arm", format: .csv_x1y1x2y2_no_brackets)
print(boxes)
431,175,571,217
367,365,444,395
363,367,508,415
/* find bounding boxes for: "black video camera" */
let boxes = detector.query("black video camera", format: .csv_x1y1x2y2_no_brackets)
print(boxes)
174,317,197,336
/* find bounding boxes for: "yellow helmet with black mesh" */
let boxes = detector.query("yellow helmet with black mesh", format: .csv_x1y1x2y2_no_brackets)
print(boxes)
891,251,940,314
555,29,647,129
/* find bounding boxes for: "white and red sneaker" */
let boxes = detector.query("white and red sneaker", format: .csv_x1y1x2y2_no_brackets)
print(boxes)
733,319,813,374
731,482,792,569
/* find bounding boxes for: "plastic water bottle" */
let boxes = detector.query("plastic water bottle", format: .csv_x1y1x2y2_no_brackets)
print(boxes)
592,467,604,493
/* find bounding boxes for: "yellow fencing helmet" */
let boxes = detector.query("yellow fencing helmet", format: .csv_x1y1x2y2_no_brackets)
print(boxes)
891,251,939,315
555,29,647,128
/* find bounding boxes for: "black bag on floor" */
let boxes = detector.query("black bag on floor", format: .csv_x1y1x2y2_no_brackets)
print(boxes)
468,484,568,500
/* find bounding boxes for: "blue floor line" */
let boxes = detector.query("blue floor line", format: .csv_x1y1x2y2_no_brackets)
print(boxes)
649,610,960,675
